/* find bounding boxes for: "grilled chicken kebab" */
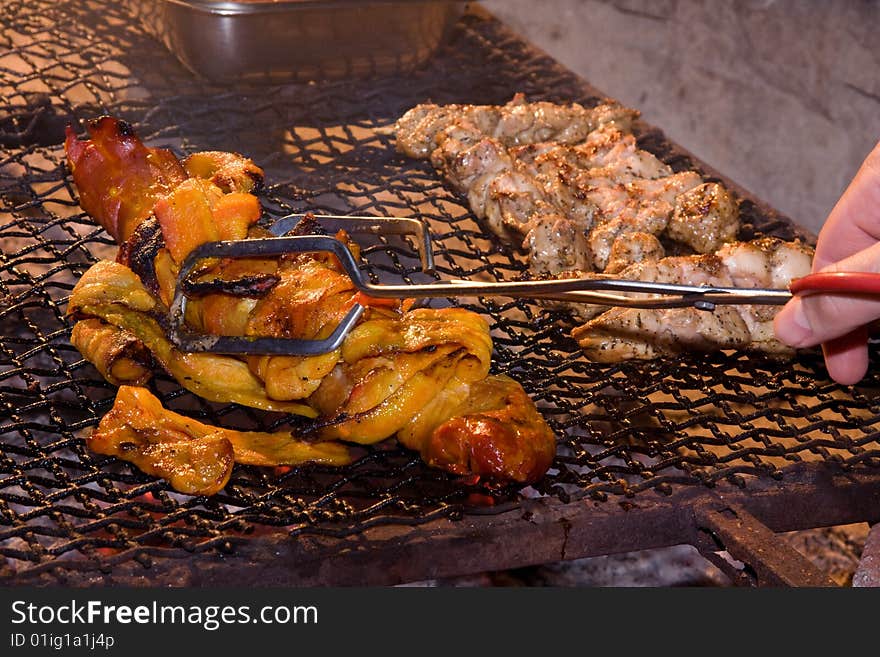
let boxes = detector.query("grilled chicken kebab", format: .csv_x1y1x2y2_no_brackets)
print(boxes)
571,237,813,360
66,117,555,494
383,94,812,357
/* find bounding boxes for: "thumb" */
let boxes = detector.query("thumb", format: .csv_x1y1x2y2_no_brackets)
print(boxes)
774,240,880,348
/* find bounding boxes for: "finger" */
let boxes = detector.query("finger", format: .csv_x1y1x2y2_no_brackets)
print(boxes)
773,240,880,347
822,328,869,386
773,296,813,347
775,292,880,348
814,139,880,270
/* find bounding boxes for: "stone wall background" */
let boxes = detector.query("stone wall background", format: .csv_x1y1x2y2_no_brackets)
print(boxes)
481,0,880,235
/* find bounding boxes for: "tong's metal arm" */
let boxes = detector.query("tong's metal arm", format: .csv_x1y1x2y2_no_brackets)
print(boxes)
177,234,794,308
441,277,793,308
267,214,435,273
168,235,796,355
164,221,880,355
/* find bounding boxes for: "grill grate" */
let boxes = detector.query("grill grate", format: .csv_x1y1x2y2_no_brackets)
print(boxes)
2,0,880,585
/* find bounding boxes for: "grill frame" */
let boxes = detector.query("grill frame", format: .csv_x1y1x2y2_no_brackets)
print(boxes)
2,1,880,586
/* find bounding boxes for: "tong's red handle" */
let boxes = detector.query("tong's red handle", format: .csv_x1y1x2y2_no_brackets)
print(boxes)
790,271,880,296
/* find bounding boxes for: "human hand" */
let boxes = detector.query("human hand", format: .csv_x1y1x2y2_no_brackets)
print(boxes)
774,141,880,385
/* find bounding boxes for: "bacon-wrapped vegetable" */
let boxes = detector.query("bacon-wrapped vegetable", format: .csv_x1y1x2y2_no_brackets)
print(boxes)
66,116,557,493
91,386,351,496
65,117,187,242
70,318,153,387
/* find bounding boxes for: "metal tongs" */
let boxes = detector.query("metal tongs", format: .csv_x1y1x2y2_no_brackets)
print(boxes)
168,214,880,356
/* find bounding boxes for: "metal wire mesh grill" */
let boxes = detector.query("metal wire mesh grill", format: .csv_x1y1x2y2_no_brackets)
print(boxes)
3,0,880,583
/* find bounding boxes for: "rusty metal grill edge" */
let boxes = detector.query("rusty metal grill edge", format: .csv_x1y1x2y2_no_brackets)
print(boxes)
2,0,880,586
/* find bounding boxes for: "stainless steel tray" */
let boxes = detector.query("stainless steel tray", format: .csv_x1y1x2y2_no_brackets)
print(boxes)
126,0,464,82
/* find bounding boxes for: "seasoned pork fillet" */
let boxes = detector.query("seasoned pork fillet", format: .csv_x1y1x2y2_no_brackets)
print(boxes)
387,96,806,362
584,170,704,270
578,125,672,179
383,93,638,159
605,232,665,275
426,111,738,272
432,126,508,194
514,124,671,183
718,237,813,290
667,182,739,253
525,213,593,276
390,97,741,278
484,171,555,237
570,250,735,323
575,305,752,361
717,237,814,353
571,237,814,360
505,125,671,241
387,104,500,159
432,128,588,238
